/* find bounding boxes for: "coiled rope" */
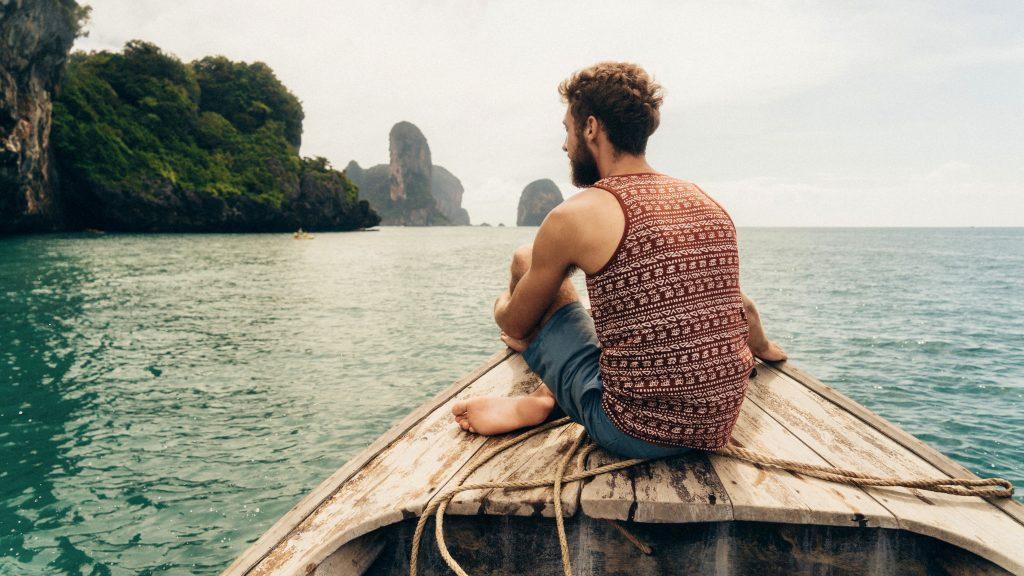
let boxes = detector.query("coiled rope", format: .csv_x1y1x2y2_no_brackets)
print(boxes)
409,416,1013,576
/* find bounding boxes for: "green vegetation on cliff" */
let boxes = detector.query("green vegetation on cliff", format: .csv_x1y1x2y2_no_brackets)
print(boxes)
51,40,379,231
57,0,91,37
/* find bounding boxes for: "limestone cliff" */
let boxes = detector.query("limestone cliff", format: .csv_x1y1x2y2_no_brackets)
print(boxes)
517,179,563,226
387,121,431,206
432,165,470,225
346,121,471,226
0,0,82,233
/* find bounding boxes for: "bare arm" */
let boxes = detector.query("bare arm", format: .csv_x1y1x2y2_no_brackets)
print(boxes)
494,208,577,340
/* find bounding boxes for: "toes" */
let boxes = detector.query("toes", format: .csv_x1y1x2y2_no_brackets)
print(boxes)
451,400,468,417
458,418,470,431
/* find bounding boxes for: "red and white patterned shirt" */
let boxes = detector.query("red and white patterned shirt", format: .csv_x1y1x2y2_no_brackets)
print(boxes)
585,173,755,450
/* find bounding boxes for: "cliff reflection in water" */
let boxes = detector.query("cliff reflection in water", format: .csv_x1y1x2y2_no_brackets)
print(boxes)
0,238,94,572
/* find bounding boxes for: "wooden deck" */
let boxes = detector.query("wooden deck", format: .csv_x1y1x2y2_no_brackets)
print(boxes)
223,350,1024,576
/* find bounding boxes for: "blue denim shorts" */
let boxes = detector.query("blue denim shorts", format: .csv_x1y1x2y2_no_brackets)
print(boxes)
521,300,693,459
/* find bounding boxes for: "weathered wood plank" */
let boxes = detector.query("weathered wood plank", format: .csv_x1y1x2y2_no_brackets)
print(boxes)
933,544,1017,576
223,348,513,576
578,447,637,521
747,363,1024,574
481,422,585,517
443,431,526,516
312,531,386,576
773,360,1024,527
632,453,734,524
376,514,1007,576
247,351,529,576
710,389,898,529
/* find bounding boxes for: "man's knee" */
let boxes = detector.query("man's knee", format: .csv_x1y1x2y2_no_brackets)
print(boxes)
511,242,533,277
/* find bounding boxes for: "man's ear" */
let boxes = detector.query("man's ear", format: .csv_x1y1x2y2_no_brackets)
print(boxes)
585,115,599,141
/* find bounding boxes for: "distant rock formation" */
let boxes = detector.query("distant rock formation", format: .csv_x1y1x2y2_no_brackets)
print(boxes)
387,121,431,209
0,0,82,233
432,165,470,225
517,179,563,226
346,121,471,226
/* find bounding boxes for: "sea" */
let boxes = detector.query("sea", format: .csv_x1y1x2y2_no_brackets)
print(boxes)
1,227,1021,575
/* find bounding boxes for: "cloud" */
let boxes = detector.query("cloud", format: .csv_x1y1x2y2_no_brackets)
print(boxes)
706,162,1021,227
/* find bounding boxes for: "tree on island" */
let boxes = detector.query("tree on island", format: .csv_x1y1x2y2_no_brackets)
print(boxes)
51,40,379,232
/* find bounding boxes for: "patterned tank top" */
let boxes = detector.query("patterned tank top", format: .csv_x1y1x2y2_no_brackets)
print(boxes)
585,173,755,450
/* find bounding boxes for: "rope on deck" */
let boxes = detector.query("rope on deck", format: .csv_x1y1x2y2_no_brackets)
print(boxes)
409,416,1014,576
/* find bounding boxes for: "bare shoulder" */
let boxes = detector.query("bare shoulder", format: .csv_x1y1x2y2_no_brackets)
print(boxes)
548,187,626,274
535,188,615,256
558,187,621,222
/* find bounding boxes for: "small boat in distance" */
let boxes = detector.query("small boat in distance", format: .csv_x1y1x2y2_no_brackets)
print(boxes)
293,228,314,240
223,352,1024,576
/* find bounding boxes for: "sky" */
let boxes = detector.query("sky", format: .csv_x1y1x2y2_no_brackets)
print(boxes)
74,0,1024,226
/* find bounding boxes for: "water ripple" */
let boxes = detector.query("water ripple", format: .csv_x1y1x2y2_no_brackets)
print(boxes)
0,227,1021,574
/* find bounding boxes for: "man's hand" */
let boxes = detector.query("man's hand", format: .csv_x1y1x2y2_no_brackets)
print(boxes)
493,209,578,340
493,289,512,325
496,289,537,352
500,331,532,353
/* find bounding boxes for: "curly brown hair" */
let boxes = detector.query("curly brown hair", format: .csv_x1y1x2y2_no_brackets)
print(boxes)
558,62,664,156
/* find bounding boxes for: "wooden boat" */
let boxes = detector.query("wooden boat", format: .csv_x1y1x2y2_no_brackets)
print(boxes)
223,350,1024,575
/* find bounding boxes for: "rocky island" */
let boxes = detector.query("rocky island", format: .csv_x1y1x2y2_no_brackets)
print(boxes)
345,121,471,226
516,178,564,226
1,0,379,233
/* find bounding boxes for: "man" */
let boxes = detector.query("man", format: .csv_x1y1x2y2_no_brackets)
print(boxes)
452,62,786,458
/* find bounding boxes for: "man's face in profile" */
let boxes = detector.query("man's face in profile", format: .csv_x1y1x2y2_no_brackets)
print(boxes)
563,108,600,188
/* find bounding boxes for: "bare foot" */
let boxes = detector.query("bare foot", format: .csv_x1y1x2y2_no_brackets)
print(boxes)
451,395,555,436
751,340,788,362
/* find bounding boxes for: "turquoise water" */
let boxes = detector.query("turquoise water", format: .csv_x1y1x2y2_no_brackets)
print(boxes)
1,227,1022,575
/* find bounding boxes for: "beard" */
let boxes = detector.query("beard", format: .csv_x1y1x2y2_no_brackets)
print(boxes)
569,139,600,188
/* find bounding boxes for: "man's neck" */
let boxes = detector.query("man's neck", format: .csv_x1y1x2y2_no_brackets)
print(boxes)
597,153,656,178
